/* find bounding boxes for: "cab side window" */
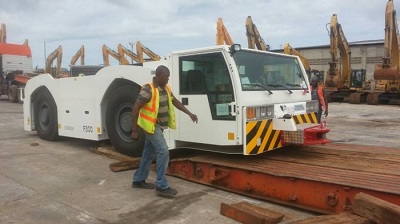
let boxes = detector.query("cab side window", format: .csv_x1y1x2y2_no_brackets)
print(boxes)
179,53,235,120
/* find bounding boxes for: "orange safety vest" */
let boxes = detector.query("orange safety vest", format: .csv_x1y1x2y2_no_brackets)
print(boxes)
137,83,176,134
310,85,326,111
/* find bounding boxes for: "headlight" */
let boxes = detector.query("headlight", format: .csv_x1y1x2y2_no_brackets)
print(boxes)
306,100,319,113
246,105,274,121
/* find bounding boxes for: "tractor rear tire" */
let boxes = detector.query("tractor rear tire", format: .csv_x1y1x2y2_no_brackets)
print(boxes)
106,85,145,157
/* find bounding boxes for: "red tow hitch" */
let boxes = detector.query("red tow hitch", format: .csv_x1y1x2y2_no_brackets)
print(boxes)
281,121,330,145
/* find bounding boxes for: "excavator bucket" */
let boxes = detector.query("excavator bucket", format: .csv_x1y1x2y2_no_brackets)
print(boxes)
324,65,340,87
374,64,400,80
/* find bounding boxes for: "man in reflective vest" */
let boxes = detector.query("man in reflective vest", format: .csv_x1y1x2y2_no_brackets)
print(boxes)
131,65,198,197
310,76,328,123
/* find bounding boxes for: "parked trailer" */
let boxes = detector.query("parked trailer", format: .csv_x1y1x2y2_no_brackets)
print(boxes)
23,44,328,156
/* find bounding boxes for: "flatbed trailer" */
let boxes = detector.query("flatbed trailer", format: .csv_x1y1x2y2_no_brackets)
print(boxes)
167,143,400,214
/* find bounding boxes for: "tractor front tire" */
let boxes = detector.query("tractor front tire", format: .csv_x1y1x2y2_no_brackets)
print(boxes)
34,91,59,141
106,85,145,157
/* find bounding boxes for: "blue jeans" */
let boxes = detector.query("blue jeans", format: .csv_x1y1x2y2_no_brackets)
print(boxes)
133,125,170,189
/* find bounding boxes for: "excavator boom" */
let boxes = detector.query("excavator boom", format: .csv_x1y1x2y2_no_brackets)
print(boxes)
45,45,63,77
117,44,139,64
283,43,311,74
216,18,233,45
245,16,269,51
102,44,120,66
136,41,161,63
0,23,6,43
117,44,130,65
374,0,400,80
326,14,351,88
70,45,84,65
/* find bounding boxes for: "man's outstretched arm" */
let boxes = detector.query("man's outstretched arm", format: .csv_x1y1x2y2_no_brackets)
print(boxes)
172,96,198,123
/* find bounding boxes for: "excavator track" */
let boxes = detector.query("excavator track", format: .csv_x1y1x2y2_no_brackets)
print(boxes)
167,143,400,214
349,92,368,104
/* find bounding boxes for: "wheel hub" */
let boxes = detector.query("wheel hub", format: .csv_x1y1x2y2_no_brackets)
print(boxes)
120,112,132,132
39,106,50,127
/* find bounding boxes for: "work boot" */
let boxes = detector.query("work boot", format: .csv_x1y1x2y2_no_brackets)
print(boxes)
156,186,178,197
132,180,155,189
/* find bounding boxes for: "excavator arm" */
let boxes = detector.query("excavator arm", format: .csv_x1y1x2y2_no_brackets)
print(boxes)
136,41,161,63
216,18,233,45
70,45,84,65
374,0,400,80
326,14,351,88
117,44,139,64
1,23,28,46
102,44,120,66
45,45,63,77
245,16,269,51
283,43,311,75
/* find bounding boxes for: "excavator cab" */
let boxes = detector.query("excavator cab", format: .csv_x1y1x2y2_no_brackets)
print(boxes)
350,69,366,88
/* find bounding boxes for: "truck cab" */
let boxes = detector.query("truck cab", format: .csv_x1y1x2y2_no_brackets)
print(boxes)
23,44,327,156
168,44,325,155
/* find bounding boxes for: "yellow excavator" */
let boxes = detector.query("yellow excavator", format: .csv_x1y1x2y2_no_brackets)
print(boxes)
45,45,63,77
326,14,352,89
102,44,120,66
70,45,84,66
369,0,400,104
136,41,161,63
216,18,234,45
245,16,269,51
324,14,367,103
117,44,139,65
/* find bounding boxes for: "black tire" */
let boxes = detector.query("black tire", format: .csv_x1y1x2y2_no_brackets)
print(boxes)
34,91,59,140
8,85,18,103
17,88,24,103
106,85,145,157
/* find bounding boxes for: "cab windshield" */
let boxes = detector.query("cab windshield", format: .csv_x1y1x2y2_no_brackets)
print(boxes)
232,50,307,91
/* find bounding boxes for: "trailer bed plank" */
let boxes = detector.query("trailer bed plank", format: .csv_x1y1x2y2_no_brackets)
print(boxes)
168,143,400,213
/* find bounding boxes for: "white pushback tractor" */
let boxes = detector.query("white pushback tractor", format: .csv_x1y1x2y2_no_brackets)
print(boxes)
23,44,329,156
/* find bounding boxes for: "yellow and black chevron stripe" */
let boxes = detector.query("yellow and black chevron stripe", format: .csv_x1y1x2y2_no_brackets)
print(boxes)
292,113,318,124
245,112,318,155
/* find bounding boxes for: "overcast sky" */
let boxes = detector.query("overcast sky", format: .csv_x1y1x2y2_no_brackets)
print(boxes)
0,0,397,68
